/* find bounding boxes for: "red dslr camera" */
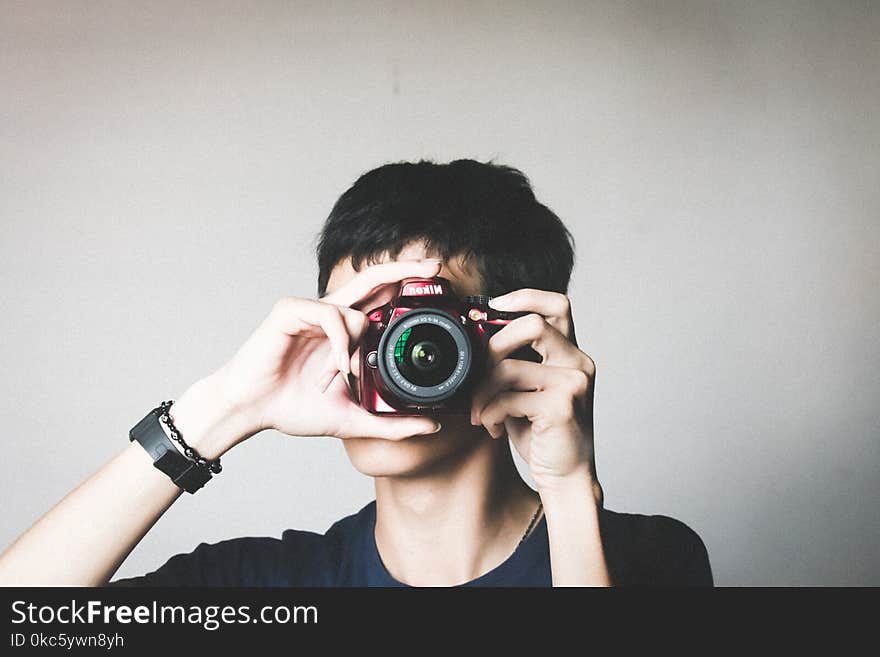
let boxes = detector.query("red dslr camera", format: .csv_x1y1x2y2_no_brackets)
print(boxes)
356,276,541,415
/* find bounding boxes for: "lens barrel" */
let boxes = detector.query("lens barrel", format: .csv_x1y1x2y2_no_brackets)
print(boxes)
377,309,472,403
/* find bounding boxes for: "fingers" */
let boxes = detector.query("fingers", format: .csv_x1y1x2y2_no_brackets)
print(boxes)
471,359,592,431
268,296,365,339
488,288,574,340
489,288,571,317
337,404,443,441
315,305,356,376
487,312,590,370
478,391,551,439
471,359,543,425
470,359,590,424
316,363,343,394
267,297,368,378
323,259,442,308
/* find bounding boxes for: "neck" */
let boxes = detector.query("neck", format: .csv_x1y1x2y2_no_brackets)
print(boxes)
373,435,540,586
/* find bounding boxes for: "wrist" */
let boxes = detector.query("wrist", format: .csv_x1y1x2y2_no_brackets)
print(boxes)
537,465,611,587
166,374,261,461
535,464,603,510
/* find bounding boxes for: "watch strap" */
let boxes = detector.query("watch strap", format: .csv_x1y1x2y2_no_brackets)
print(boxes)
129,408,212,494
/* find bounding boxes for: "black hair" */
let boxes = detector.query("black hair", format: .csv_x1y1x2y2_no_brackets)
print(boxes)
315,159,575,298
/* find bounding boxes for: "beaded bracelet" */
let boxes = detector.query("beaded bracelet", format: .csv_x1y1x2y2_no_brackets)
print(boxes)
156,400,223,475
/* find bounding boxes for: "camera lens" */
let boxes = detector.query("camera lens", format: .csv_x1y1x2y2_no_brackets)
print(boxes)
392,324,457,387
378,309,472,402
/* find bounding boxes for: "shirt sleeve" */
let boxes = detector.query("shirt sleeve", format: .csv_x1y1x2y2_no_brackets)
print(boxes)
106,537,288,587
640,515,714,586
600,511,714,586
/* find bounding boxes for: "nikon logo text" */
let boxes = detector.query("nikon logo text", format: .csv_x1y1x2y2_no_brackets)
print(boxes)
403,283,444,296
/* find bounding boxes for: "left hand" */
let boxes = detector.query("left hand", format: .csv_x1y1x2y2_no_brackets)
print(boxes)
469,288,602,502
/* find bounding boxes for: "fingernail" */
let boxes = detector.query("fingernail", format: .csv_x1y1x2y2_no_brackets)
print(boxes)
488,297,508,309
422,422,442,434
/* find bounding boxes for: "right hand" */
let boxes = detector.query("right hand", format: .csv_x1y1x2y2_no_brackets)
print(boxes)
207,258,444,447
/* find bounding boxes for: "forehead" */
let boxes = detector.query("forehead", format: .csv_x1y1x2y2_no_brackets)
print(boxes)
325,240,481,299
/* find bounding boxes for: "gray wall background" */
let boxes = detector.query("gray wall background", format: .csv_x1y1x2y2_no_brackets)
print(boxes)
1,0,877,586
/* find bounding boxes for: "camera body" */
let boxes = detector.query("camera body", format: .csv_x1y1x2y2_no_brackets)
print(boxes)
357,276,541,415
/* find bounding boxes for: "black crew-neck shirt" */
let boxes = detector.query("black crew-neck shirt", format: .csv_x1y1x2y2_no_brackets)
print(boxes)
108,501,712,587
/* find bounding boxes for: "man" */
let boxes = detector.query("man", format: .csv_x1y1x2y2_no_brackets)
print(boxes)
0,159,712,586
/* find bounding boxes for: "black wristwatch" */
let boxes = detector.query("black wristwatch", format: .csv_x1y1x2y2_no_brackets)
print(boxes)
129,407,213,494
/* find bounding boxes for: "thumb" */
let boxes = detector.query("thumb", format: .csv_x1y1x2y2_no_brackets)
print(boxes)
338,407,442,441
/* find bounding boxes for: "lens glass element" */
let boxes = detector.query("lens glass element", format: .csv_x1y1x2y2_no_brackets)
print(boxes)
392,323,458,387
